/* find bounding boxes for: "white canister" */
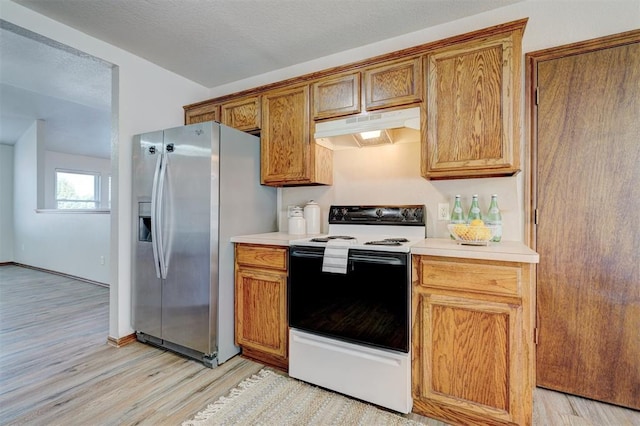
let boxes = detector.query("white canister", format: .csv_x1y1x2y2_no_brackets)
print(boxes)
303,201,321,234
288,206,306,235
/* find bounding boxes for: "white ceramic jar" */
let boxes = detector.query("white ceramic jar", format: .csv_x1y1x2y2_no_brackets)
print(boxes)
288,206,306,235
303,201,321,234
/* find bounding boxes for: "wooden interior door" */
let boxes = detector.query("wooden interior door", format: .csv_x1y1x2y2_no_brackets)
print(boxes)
532,32,640,409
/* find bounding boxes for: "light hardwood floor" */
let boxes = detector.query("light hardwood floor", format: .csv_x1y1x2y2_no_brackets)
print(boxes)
1,265,638,425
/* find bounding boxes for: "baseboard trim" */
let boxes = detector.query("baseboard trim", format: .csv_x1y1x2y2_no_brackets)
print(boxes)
108,333,137,348
6,262,109,288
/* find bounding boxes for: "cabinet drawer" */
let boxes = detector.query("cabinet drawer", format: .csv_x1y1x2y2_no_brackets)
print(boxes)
236,245,287,271
418,258,521,297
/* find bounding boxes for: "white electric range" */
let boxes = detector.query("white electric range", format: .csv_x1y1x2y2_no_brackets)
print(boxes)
288,205,426,414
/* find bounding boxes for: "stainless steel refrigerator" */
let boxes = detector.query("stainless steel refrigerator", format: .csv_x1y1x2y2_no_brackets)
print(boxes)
132,121,276,367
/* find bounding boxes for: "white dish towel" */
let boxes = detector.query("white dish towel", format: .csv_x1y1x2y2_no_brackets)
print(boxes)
322,239,356,274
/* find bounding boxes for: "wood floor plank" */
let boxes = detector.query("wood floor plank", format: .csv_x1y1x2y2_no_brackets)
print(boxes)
1,264,638,425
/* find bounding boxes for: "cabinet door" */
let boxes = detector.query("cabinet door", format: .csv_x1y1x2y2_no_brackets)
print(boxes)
412,254,534,425
184,102,220,124
363,57,422,110
413,292,524,425
235,267,287,358
261,85,311,184
423,27,523,179
222,96,261,132
312,72,361,120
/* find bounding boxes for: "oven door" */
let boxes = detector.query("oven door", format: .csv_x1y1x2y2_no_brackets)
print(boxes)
288,246,410,353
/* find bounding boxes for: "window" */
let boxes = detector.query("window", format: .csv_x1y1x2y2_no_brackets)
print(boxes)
55,169,100,209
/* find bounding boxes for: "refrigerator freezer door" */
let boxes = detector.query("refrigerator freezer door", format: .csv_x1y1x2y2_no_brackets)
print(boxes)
160,123,217,355
132,131,164,338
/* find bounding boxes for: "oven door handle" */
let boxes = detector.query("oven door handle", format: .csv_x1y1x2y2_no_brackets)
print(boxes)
349,254,406,266
290,249,406,266
290,249,325,259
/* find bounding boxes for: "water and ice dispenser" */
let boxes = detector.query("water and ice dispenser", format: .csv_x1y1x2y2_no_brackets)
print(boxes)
138,202,152,242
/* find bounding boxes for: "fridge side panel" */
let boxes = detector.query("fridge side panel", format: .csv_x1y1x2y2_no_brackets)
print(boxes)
160,122,214,354
132,131,164,338
218,124,277,363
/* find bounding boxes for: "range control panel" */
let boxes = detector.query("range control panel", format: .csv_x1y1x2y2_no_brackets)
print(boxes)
328,205,425,225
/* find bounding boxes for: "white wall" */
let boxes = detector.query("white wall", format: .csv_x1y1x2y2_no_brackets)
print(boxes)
281,143,521,240
2,1,210,340
0,144,14,262
13,120,111,283
44,151,111,209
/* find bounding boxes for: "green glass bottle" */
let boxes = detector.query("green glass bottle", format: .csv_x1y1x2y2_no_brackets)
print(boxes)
449,195,465,239
485,194,502,242
467,194,482,223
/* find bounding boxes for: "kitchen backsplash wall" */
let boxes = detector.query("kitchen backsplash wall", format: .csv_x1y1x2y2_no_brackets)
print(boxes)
280,142,522,240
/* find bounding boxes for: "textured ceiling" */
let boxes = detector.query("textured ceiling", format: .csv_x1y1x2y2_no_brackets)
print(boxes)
12,0,521,88
0,23,112,158
1,0,521,158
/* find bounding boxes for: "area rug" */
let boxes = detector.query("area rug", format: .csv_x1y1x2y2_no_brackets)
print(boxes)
183,369,426,425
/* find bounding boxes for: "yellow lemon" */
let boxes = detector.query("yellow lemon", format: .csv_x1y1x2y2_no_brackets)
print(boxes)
470,219,485,227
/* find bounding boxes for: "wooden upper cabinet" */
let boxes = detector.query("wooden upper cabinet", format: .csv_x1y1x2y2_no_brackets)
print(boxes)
184,102,220,125
221,96,261,132
183,19,527,184
422,22,525,179
312,72,361,120
261,85,332,186
363,57,422,110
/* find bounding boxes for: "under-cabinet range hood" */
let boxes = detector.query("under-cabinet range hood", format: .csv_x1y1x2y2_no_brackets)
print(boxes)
314,107,420,150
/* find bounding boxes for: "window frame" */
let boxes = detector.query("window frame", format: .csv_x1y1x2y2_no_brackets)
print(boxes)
54,168,101,210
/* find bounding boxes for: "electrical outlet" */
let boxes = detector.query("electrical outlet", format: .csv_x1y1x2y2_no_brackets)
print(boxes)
100,256,105,265
437,203,450,221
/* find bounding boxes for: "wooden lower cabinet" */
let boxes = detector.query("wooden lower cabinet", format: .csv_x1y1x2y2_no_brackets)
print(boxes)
234,244,288,370
412,255,535,425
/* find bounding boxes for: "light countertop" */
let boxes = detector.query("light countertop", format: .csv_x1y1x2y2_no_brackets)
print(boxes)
231,232,539,263
411,238,539,263
230,232,316,247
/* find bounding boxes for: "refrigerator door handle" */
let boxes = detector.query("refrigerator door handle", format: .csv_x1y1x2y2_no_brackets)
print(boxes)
150,153,162,279
156,153,168,279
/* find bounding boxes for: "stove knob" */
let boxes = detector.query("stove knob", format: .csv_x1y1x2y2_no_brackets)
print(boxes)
376,208,383,217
